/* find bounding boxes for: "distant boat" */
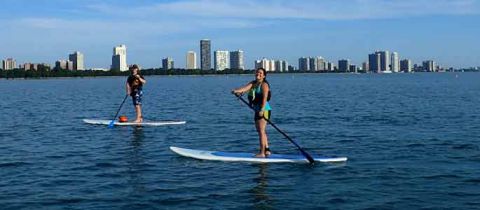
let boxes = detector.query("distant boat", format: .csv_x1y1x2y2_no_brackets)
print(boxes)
381,70,393,74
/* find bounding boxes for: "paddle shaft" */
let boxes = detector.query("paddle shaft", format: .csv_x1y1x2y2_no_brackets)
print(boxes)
235,95,315,164
109,94,129,127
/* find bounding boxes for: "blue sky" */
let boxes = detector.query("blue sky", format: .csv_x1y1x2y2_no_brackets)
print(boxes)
0,0,479,69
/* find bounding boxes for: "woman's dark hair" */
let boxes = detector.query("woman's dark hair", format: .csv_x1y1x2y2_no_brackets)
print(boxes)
129,64,140,71
252,67,271,102
256,67,268,84
256,67,267,77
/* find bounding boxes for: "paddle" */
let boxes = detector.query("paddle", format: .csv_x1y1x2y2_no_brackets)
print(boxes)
108,94,129,128
233,94,315,164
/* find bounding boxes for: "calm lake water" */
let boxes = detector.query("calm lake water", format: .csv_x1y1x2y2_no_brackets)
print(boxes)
1,73,480,209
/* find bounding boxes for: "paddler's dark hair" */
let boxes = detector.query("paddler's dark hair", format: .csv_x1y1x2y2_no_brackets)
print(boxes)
255,67,271,101
256,67,269,84
129,64,140,71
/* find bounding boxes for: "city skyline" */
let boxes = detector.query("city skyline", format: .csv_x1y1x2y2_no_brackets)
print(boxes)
0,44,448,72
1,0,480,69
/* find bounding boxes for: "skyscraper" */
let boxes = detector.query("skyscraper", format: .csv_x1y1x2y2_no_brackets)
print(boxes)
327,62,335,71
379,51,390,72
186,51,197,69
422,60,436,72
214,51,229,71
362,62,369,72
230,50,244,70
274,60,282,72
349,64,357,73
2,58,16,70
55,60,68,70
269,60,275,71
400,59,412,72
316,56,326,71
69,51,84,70
309,57,317,71
298,57,310,71
111,44,127,71
162,57,174,70
338,59,350,72
368,52,381,73
255,58,274,71
66,60,74,70
282,60,288,72
391,52,399,72
200,39,211,70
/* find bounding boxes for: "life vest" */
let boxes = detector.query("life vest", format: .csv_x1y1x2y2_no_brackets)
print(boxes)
248,81,271,107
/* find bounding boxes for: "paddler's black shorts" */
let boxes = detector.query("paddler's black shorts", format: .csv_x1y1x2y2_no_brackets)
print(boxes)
254,110,271,121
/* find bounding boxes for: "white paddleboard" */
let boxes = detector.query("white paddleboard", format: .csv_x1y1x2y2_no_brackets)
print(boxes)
170,146,347,163
83,119,186,126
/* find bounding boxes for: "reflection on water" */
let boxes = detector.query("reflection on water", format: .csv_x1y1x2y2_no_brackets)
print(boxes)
126,127,146,196
251,164,273,210
131,126,145,147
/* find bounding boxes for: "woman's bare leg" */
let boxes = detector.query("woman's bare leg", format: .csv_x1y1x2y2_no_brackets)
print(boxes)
255,119,268,158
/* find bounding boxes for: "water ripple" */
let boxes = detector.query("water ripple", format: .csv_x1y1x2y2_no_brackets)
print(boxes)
1,74,480,209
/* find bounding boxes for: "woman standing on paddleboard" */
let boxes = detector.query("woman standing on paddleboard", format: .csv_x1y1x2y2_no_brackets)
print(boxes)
126,64,146,123
232,68,272,158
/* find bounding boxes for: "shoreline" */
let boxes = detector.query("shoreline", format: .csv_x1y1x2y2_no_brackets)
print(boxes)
1,69,475,80
0,71,474,80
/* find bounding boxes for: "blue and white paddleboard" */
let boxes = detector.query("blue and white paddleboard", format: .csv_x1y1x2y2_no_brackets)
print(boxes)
83,119,186,126
170,146,347,163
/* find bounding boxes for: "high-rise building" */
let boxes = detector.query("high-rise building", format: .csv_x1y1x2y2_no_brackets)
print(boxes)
327,62,335,71
274,60,282,72
309,57,317,71
230,50,244,70
391,52,399,72
298,57,310,71
282,61,288,72
338,59,350,72
400,59,412,72
186,51,197,69
362,62,369,72
66,60,74,71
378,51,390,72
111,44,127,71
368,52,381,73
55,60,68,70
69,51,84,70
23,63,33,70
214,51,229,71
200,39,211,70
274,60,288,72
316,57,326,71
269,60,275,71
349,64,357,73
255,58,275,71
288,65,295,71
162,57,174,70
423,60,436,72
2,58,16,70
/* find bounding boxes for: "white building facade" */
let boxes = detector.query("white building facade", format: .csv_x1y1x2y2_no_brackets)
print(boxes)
214,51,229,71
112,44,128,71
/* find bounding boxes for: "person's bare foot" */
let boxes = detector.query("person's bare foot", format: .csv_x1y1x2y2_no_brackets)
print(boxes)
265,148,272,156
254,153,266,158
133,119,143,123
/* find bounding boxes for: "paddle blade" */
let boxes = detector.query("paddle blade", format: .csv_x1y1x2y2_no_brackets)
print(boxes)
108,120,115,128
300,149,315,164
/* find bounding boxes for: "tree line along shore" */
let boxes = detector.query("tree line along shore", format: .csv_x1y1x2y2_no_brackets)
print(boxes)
1,68,477,79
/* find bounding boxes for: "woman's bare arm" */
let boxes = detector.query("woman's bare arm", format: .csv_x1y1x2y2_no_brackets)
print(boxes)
232,82,253,95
